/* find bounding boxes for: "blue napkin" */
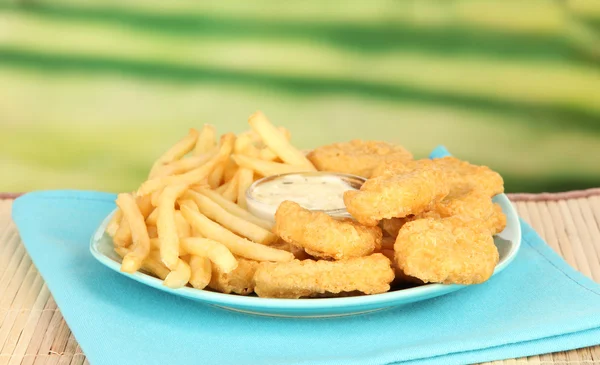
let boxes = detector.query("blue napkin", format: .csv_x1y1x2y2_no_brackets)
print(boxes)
11,147,600,365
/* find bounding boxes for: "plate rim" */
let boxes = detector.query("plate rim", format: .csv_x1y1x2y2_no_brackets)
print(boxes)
90,193,521,310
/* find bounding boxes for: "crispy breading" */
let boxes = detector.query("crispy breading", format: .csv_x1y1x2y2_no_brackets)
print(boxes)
381,189,506,235
379,248,424,286
374,157,503,197
434,189,506,235
253,253,394,298
208,257,259,295
394,216,499,285
274,201,382,260
307,140,413,178
343,161,449,226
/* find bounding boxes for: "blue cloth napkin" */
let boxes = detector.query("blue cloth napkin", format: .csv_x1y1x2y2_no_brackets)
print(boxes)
11,146,600,365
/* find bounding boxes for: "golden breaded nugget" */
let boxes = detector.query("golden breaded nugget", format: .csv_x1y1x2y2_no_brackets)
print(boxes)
253,254,394,299
307,140,413,178
208,258,259,295
374,157,503,198
344,161,449,226
274,201,382,260
434,189,506,235
394,216,499,285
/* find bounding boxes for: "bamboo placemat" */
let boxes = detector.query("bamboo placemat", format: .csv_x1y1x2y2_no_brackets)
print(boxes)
1,191,599,365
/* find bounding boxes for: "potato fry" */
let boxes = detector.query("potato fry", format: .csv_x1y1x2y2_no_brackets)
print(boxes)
185,191,276,244
194,188,272,230
232,154,313,177
149,128,199,178
221,171,239,202
178,199,203,236
189,255,212,289
106,208,122,237
258,147,278,161
174,210,191,238
157,184,189,269
155,149,217,177
113,216,132,247
138,133,235,196
146,208,158,225
220,158,236,183
180,206,293,262
147,225,158,239
248,111,315,169
234,133,261,158
114,246,129,258
181,237,238,273
208,163,225,189
194,124,217,155
236,168,254,209
150,189,162,207
216,180,230,194
142,250,170,280
137,194,154,218
163,258,191,288
115,193,151,273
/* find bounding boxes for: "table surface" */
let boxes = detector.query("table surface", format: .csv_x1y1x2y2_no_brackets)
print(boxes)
1,190,600,365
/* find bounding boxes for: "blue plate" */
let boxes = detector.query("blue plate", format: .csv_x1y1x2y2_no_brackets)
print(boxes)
90,193,520,318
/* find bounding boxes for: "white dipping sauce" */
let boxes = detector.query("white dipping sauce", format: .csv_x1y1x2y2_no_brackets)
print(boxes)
246,173,364,223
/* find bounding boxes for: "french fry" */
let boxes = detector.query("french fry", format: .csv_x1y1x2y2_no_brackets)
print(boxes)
155,149,217,177
115,193,151,273
178,199,203,236
222,158,238,183
189,255,212,289
113,217,132,247
186,191,276,244
138,133,235,196
114,246,129,258
232,154,313,177
216,180,230,194
106,209,122,237
236,168,254,209
258,147,278,161
221,171,239,202
194,188,272,230
175,210,191,238
142,250,171,280
248,111,315,170
147,225,158,239
234,133,261,158
137,194,154,218
151,189,162,207
208,163,225,189
149,128,199,178
180,206,293,262
157,184,189,269
180,237,238,273
163,258,191,288
194,124,217,155
146,208,158,225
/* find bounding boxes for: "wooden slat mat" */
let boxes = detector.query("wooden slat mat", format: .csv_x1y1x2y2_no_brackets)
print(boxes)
1,191,600,365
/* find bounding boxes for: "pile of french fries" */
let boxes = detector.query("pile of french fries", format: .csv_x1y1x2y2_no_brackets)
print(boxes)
105,111,316,290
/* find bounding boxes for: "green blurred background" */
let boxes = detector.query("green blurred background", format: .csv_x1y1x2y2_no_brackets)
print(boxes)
1,0,599,193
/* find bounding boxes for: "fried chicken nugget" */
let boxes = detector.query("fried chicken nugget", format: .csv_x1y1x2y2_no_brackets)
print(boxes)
435,189,506,234
274,201,382,260
253,253,394,298
394,216,499,285
208,258,259,295
343,160,449,226
374,157,503,198
307,140,413,178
